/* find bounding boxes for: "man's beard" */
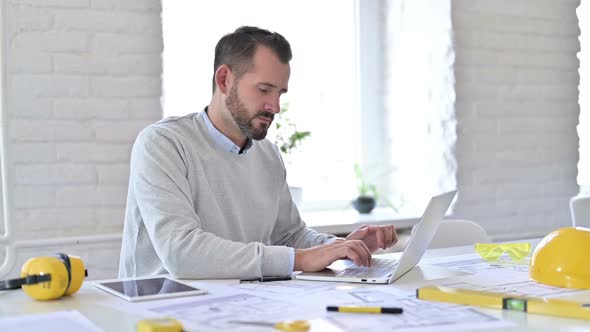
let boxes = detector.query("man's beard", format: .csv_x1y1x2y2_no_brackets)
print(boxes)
225,85,274,140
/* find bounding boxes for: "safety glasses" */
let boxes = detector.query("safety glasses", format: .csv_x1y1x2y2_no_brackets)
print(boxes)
474,243,531,261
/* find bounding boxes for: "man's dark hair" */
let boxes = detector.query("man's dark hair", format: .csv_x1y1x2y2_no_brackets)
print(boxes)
212,26,292,92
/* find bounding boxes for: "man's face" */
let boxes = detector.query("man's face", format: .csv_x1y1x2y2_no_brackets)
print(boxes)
225,84,273,140
224,46,290,140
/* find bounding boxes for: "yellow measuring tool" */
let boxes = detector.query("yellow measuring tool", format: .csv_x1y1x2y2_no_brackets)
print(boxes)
417,286,590,321
136,318,184,332
137,317,311,332
229,320,311,332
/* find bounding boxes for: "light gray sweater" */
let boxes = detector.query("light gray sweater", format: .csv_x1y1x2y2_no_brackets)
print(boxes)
119,112,334,279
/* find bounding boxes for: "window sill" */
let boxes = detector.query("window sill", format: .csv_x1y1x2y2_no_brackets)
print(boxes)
302,207,419,237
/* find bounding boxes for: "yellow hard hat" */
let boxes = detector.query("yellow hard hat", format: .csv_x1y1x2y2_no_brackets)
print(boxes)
530,227,590,289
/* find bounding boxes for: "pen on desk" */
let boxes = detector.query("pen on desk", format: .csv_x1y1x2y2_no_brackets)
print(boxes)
260,276,292,282
327,306,403,314
240,276,292,283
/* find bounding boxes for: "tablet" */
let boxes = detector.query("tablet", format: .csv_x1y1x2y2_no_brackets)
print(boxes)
93,276,207,302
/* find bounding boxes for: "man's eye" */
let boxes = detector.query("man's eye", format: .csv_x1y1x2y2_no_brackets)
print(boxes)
258,88,269,94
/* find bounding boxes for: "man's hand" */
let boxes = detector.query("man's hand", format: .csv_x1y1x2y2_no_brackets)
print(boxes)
294,239,372,272
346,224,398,253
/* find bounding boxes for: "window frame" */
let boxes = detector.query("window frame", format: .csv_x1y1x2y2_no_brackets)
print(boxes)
355,0,392,206
0,0,13,277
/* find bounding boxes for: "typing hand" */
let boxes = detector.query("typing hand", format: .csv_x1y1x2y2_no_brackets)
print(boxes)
346,224,398,253
294,238,371,272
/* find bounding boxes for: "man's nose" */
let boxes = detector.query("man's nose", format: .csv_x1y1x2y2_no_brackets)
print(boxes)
265,98,281,114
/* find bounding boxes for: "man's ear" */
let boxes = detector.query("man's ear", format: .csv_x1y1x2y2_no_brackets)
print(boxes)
215,64,232,95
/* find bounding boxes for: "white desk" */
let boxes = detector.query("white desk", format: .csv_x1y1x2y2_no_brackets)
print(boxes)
1,244,589,331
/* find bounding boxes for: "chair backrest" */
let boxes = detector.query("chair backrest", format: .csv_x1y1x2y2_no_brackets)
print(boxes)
570,196,590,227
417,219,490,249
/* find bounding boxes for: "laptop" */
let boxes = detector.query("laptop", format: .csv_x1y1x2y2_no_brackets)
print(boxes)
296,190,457,284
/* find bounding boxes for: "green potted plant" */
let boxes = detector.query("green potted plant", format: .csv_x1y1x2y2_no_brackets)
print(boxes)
352,163,378,213
274,103,311,155
273,103,311,206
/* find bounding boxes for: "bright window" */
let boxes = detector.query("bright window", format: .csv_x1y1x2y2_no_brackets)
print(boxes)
162,1,367,209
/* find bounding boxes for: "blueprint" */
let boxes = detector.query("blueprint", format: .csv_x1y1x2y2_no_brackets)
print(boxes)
320,288,506,332
149,293,303,331
98,250,590,331
231,279,335,295
104,252,590,332
427,253,590,299
426,253,530,275
134,280,512,332
441,278,588,298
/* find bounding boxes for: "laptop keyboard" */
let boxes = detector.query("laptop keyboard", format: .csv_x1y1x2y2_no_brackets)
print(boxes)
336,258,399,278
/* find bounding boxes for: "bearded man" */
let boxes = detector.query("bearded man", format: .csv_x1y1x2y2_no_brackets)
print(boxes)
119,26,398,279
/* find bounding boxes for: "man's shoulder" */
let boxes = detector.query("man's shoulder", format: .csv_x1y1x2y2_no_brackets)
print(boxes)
154,113,199,130
138,113,201,141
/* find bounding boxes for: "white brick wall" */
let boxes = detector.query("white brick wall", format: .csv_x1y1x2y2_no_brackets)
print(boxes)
2,0,162,280
452,0,581,238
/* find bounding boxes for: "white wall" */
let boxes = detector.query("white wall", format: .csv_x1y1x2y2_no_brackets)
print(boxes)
0,0,583,279
2,0,162,279
452,0,581,238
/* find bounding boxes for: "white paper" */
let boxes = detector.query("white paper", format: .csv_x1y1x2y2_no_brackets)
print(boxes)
312,287,511,332
232,279,335,295
0,310,103,332
101,278,511,332
425,253,530,275
439,270,590,299
424,253,590,299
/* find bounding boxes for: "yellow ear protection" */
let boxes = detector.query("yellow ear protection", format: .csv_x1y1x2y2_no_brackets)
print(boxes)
0,253,88,300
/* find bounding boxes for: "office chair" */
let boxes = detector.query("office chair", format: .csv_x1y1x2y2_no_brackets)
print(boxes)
570,195,590,227
426,219,490,249
376,218,490,254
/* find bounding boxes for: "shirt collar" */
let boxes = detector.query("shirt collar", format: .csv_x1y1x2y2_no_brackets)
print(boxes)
201,107,253,155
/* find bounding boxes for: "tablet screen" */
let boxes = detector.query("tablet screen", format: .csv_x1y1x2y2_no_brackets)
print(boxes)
95,277,206,301
102,277,197,296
